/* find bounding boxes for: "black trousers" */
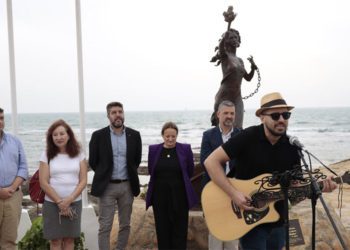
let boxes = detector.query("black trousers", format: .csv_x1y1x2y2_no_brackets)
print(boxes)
152,182,189,250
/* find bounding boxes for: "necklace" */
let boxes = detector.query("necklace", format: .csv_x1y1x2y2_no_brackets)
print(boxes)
164,146,175,158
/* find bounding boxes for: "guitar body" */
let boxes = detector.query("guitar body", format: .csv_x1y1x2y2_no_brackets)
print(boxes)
201,173,280,241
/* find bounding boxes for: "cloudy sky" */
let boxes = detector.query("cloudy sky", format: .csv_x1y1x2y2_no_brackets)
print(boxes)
1,0,350,113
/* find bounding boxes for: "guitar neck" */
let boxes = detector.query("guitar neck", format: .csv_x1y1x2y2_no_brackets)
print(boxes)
331,176,343,185
254,180,329,206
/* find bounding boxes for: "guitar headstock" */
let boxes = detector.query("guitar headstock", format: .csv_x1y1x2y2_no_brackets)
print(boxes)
332,171,350,185
340,171,350,184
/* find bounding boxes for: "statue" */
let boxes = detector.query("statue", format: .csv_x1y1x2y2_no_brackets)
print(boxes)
210,6,259,128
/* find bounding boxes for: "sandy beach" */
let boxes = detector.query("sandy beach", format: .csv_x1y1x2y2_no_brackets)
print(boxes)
321,159,350,231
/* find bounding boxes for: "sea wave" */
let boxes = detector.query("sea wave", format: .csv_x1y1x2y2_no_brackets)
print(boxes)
317,128,333,133
5,108,350,174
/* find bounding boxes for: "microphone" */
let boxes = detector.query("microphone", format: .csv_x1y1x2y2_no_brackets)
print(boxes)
289,136,304,149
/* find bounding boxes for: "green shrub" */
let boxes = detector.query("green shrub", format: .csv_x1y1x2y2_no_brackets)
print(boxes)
18,217,86,250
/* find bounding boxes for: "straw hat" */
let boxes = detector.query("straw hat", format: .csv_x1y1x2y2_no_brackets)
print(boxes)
255,92,294,116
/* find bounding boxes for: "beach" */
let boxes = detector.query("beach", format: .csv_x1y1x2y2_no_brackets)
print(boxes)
323,159,350,231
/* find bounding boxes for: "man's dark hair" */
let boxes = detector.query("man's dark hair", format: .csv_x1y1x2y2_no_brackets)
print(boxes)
106,102,123,114
0,108,3,113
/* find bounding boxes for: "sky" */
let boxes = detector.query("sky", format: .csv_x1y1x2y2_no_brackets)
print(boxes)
1,0,350,113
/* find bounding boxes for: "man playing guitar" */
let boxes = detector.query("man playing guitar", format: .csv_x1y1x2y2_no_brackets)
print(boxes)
204,92,337,250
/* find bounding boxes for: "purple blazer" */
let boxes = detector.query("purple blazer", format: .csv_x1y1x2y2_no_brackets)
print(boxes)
145,142,198,210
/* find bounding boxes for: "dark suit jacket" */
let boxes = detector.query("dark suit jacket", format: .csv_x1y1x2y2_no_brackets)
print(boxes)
89,126,142,197
145,142,198,210
200,126,241,186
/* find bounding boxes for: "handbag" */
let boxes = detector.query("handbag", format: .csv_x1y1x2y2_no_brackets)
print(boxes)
29,170,45,204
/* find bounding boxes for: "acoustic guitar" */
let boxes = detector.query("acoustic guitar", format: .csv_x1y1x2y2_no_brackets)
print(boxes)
201,171,350,241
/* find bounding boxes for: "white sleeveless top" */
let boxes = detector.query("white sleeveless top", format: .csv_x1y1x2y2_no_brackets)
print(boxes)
40,151,85,202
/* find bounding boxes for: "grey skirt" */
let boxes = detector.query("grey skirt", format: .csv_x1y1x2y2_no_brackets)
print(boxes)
42,199,82,240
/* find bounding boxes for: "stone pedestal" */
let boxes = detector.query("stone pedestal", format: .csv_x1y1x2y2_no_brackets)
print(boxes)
110,196,350,250
289,198,350,249
110,199,208,250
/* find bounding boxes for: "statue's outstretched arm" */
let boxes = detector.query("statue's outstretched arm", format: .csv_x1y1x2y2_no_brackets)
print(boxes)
244,56,257,81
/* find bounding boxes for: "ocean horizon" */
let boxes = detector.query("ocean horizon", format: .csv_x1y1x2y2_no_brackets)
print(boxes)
3,107,350,175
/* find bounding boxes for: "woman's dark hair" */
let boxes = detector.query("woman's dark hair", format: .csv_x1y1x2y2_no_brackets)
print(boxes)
161,122,178,135
46,119,80,160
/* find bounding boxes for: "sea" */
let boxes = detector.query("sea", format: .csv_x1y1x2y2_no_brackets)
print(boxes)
3,107,350,175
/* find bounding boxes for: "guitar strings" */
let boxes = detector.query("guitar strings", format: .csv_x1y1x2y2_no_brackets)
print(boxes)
337,175,344,218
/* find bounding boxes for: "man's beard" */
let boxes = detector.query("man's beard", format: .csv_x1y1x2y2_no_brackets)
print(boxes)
111,118,124,129
266,123,287,136
223,119,234,127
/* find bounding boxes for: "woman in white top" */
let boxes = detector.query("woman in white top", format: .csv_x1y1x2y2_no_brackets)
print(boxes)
39,119,87,250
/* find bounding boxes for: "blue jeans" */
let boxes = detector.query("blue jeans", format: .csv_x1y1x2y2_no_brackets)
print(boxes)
239,225,285,250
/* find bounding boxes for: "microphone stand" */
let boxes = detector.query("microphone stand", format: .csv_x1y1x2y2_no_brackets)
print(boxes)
297,148,348,250
270,169,300,250
280,172,292,250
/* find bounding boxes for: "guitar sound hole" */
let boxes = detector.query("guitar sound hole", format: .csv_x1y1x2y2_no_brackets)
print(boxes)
251,192,273,209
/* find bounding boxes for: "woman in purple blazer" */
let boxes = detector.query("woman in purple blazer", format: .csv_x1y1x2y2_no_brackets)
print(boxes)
146,122,198,250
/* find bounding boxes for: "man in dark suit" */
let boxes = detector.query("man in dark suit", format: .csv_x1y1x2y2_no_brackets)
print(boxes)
200,100,240,250
89,101,142,250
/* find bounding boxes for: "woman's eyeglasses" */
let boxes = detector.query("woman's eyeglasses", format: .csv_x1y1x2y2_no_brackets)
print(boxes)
264,112,291,121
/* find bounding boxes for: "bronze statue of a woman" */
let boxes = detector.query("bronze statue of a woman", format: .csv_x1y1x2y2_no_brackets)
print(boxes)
210,6,258,128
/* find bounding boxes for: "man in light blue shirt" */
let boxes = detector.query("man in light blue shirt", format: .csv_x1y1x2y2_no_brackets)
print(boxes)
0,108,28,249
110,126,128,180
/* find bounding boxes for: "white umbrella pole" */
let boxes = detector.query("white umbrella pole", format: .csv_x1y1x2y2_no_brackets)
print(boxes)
6,0,18,135
75,0,88,207
7,1,32,241
75,5,98,249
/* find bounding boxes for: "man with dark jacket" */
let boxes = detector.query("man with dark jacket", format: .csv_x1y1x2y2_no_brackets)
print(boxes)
200,100,240,249
89,102,142,250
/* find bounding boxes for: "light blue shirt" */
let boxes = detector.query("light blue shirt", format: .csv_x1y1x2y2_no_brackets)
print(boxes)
0,132,29,187
110,126,128,180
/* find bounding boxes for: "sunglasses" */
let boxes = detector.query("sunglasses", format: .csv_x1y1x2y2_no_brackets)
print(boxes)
264,112,291,121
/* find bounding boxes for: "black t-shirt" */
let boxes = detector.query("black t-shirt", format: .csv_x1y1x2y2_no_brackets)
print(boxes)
222,124,301,226
222,124,300,179
154,147,182,179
